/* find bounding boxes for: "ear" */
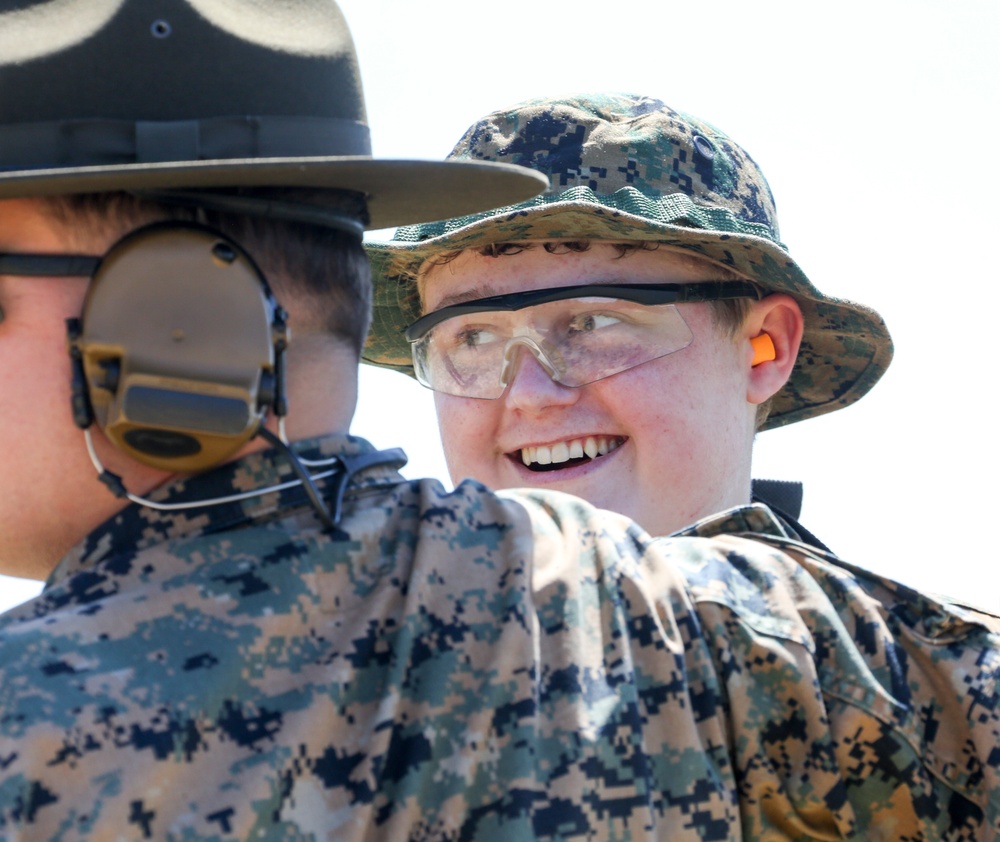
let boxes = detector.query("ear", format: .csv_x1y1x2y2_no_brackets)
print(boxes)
744,294,803,406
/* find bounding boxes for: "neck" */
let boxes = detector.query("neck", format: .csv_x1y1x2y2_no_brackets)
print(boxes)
236,336,359,458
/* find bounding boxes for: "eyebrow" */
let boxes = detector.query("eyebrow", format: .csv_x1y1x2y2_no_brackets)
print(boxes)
428,277,725,311
429,284,502,311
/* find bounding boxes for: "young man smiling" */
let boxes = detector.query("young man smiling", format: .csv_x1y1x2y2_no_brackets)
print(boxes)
411,241,802,536
365,93,887,541
366,93,1000,837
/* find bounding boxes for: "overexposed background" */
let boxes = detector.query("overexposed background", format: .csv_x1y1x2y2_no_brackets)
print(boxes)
1,0,997,611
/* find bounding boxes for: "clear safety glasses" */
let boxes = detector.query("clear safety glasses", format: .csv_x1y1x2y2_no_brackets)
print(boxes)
406,281,761,399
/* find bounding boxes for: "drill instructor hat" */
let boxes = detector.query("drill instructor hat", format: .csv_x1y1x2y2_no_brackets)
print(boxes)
364,93,893,429
0,0,546,228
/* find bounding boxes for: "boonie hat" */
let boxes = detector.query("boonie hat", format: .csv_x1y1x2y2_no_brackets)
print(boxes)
364,93,893,429
0,0,545,228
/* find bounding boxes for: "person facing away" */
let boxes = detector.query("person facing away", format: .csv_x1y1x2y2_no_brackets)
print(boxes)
0,0,996,834
363,93,1000,838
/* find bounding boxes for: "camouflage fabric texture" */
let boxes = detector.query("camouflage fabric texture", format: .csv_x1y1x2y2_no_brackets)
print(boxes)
0,435,997,840
364,94,894,430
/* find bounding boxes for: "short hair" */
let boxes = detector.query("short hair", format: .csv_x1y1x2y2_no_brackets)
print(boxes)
39,188,372,357
421,240,773,428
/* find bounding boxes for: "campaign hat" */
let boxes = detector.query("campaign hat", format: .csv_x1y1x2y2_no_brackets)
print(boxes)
0,0,545,229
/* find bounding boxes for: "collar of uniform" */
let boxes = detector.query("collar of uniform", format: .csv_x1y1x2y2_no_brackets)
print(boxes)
48,434,406,588
672,503,793,540
676,502,1000,636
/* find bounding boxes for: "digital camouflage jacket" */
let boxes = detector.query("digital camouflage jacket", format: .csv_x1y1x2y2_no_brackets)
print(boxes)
0,435,996,841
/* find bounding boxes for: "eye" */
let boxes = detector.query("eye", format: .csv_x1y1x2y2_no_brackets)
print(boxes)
449,325,501,351
567,312,621,334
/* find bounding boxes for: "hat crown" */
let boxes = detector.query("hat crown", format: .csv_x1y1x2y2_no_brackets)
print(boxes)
0,0,371,168
0,0,550,231
450,93,780,240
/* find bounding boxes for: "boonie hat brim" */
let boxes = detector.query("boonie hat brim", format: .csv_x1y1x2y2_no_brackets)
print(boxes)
365,189,893,431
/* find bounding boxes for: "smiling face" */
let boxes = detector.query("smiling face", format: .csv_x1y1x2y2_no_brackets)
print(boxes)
422,242,791,536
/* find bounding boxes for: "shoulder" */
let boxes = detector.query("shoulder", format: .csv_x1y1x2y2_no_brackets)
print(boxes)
670,503,1000,643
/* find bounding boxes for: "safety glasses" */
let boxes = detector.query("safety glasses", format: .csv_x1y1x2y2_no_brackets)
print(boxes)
406,280,760,399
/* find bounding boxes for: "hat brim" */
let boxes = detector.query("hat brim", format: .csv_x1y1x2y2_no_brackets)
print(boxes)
363,200,893,431
0,157,549,231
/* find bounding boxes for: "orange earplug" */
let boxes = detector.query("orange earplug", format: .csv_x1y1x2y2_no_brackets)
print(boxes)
750,333,776,366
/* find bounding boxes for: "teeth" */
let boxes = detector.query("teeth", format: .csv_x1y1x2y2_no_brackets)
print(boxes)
519,436,621,468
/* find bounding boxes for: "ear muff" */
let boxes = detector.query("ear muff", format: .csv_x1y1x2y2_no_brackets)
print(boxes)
66,222,288,473
750,332,776,366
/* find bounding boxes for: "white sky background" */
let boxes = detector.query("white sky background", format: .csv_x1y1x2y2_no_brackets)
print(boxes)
1,0,997,612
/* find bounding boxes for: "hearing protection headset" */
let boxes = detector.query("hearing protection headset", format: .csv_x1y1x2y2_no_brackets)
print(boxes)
66,221,288,473
1,213,405,531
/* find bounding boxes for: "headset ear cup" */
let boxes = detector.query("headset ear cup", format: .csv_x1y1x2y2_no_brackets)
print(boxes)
72,222,286,472
750,333,776,367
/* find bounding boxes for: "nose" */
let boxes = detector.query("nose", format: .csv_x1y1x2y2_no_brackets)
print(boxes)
501,342,579,412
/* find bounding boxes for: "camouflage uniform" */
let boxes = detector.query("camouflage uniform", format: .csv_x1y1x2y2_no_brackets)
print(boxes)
0,435,997,840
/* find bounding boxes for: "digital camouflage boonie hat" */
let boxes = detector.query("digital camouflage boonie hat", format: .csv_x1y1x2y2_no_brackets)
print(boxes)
364,93,893,430
0,0,545,229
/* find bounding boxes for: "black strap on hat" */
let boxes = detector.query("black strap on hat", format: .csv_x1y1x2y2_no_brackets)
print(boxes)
0,116,372,170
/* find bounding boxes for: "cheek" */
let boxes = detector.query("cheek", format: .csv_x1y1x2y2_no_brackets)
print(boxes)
6,333,71,404
603,342,745,439
434,394,494,474
599,360,696,427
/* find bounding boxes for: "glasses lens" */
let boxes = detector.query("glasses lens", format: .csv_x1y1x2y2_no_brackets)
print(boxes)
411,296,694,399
